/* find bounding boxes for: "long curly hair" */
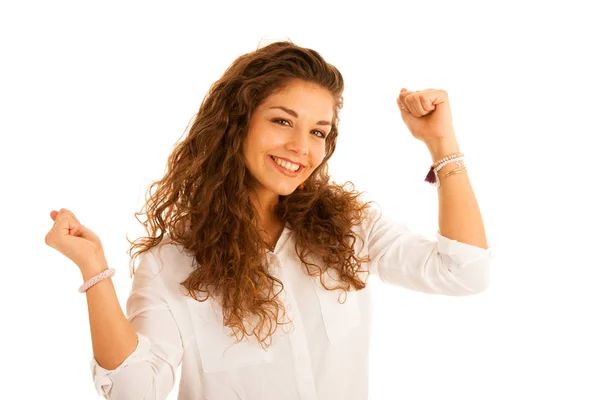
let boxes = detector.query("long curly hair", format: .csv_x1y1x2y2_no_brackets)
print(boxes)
127,40,374,349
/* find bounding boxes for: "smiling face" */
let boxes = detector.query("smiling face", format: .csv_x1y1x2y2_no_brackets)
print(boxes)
243,79,335,200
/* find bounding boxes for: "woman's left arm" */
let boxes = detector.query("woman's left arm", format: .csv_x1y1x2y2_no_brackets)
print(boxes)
426,137,488,249
398,88,488,249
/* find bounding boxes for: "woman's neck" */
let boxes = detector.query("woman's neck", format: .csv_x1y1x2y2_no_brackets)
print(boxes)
249,189,284,249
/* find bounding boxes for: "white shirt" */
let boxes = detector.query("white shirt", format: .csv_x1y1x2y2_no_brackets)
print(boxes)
90,204,494,399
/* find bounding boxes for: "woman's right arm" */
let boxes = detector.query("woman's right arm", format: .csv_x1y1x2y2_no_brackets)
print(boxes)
83,260,138,371
83,250,184,399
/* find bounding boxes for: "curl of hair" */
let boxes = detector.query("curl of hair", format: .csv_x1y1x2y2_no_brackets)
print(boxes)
127,40,373,349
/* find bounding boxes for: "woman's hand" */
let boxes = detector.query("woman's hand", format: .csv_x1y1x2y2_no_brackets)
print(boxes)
397,88,457,145
45,208,106,271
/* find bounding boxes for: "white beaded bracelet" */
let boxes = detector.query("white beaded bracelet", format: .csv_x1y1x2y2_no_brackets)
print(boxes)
425,152,465,188
435,156,465,173
79,268,116,293
433,152,464,168
431,157,465,188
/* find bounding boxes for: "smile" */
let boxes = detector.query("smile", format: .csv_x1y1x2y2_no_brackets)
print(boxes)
269,156,304,176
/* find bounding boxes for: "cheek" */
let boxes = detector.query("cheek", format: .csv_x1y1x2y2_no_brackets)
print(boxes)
242,138,255,168
310,146,327,169
256,131,281,153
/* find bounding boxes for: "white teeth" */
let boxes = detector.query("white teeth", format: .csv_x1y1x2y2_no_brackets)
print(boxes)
272,156,300,172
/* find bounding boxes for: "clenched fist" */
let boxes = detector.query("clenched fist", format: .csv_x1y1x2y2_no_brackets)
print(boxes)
45,208,105,271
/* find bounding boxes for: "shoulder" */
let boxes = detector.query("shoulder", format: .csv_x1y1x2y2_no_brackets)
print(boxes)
140,233,196,289
353,201,384,235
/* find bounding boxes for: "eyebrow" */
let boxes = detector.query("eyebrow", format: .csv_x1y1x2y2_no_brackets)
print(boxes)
268,106,332,126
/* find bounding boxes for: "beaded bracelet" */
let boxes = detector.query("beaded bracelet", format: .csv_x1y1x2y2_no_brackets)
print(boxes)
435,156,464,173
433,152,464,168
424,152,465,188
79,268,116,293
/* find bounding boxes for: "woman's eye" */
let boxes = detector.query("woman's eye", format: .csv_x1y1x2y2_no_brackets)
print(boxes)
273,118,326,139
273,118,290,126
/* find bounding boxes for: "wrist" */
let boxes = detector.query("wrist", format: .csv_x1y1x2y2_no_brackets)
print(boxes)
80,259,109,281
426,137,461,162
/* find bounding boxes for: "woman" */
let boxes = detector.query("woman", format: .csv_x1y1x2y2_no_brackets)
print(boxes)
45,40,492,399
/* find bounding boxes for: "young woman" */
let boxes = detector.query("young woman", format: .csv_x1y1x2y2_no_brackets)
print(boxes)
45,40,492,399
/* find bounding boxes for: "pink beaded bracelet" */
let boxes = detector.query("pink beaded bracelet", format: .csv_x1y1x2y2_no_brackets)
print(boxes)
424,152,465,188
79,268,116,293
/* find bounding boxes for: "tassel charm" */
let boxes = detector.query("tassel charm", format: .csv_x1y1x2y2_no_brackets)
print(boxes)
424,166,437,185
425,152,464,188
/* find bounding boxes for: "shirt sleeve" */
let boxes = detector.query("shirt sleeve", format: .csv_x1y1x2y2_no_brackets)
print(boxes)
360,203,494,295
89,249,184,399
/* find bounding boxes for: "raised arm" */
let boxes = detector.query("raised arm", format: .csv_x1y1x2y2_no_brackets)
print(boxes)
397,87,488,249
427,137,488,250
360,88,493,295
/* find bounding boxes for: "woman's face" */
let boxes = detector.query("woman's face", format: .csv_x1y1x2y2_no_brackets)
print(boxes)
243,79,334,198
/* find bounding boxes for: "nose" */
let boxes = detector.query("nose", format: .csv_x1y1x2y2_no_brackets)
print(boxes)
285,131,309,156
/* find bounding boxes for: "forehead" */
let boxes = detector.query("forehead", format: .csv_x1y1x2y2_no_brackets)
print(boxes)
268,79,331,99
262,81,334,118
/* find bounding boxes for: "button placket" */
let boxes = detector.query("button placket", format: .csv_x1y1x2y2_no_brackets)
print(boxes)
277,254,319,400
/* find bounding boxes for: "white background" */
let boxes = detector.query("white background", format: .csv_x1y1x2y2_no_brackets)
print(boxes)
1,0,599,398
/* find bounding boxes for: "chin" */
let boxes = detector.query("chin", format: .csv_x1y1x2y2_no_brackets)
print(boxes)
276,187,297,197
267,181,299,196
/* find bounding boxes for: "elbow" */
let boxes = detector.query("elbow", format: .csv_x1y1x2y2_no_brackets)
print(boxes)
465,267,490,294
100,362,155,399
457,260,491,295
95,360,173,400
91,334,178,399
441,253,492,295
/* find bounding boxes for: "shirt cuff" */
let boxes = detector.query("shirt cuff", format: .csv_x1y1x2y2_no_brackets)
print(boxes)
436,230,495,266
89,332,152,396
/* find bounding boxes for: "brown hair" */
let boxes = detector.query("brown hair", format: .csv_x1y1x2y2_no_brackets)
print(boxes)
128,40,373,349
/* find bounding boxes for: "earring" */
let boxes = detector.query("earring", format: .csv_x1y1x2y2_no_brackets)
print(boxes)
299,183,305,190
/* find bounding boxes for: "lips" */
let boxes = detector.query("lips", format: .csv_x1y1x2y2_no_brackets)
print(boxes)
269,155,304,176
270,155,305,168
